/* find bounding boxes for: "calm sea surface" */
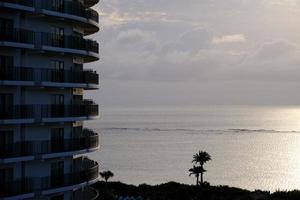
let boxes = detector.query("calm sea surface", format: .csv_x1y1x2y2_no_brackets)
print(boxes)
87,105,300,191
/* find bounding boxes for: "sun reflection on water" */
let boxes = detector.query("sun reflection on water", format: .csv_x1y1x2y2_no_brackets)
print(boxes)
90,105,300,191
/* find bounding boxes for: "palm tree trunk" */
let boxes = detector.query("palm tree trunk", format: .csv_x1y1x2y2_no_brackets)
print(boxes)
200,172,203,185
200,164,204,185
196,174,199,186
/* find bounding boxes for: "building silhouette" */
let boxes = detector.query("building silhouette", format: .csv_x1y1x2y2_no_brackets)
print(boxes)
0,0,100,199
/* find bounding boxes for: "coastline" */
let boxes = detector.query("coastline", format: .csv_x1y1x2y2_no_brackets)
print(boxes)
89,105,300,191
92,181,300,200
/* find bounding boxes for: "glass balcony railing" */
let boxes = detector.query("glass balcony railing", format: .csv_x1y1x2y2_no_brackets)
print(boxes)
41,103,99,118
0,66,99,85
1,0,99,23
73,186,99,200
0,28,99,55
0,28,35,44
0,158,99,198
41,0,99,22
0,0,34,7
41,32,99,53
0,103,98,120
0,105,34,120
0,129,99,159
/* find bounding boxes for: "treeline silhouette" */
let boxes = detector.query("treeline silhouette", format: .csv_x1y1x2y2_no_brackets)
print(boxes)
94,150,300,200
92,181,300,200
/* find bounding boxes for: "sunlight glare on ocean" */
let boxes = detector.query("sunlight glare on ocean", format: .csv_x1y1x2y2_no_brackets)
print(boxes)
88,105,300,191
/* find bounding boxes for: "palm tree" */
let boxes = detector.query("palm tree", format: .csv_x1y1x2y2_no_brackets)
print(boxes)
189,166,206,186
100,170,114,182
192,151,211,185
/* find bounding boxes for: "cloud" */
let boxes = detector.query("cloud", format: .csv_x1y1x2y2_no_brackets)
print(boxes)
227,40,300,82
212,34,246,44
179,28,213,51
116,29,155,44
91,0,300,105
254,40,298,60
100,11,129,26
164,51,190,64
97,14,299,82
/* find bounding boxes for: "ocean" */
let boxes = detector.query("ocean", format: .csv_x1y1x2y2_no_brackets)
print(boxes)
87,105,300,191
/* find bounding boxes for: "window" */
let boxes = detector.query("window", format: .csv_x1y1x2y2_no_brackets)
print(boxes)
0,56,13,79
51,161,64,187
0,55,13,67
52,94,64,105
0,167,13,183
51,27,64,47
51,128,64,152
51,94,64,117
0,130,14,156
51,60,64,70
0,93,13,104
0,93,13,119
0,18,13,34
50,60,64,82
51,0,64,12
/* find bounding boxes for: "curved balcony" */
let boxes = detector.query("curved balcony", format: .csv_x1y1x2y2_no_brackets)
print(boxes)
74,186,99,200
0,28,99,62
0,0,35,12
0,66,99,89
41,32,99,62
0,0,99,35
0,28,35,49
0,129,99,160
0,103,99,124
84,0,100,7
0,158,99,198
41,1,98,22
41,103,99,120
40,0,99,35
0,0,34,7
0,105,34,123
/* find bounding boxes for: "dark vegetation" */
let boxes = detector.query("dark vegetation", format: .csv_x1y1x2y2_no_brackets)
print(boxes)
189,151,211,186
100,170,114,182
92,181,300,200
94,151,300,200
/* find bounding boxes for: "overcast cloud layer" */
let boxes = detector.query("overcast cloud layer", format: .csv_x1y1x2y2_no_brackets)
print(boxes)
87,0,300,106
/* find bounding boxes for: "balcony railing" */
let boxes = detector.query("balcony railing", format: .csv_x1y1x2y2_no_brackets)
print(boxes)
0,129,99,159
0,105,34,120
0,103,98,120
1,0,99,23
0,158,99,198
0,28,99,54
0,66,99,85
41,32,99,53
84,0,99,7
74,186,99,200
41,104,99,118
0,0,34,7
41,0,99,22
86,9,99,22
0,28,35,44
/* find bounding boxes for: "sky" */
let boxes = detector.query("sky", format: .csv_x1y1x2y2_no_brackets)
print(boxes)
86,0,300,106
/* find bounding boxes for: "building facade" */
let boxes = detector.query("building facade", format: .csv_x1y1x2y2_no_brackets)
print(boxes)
0,0,100,199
